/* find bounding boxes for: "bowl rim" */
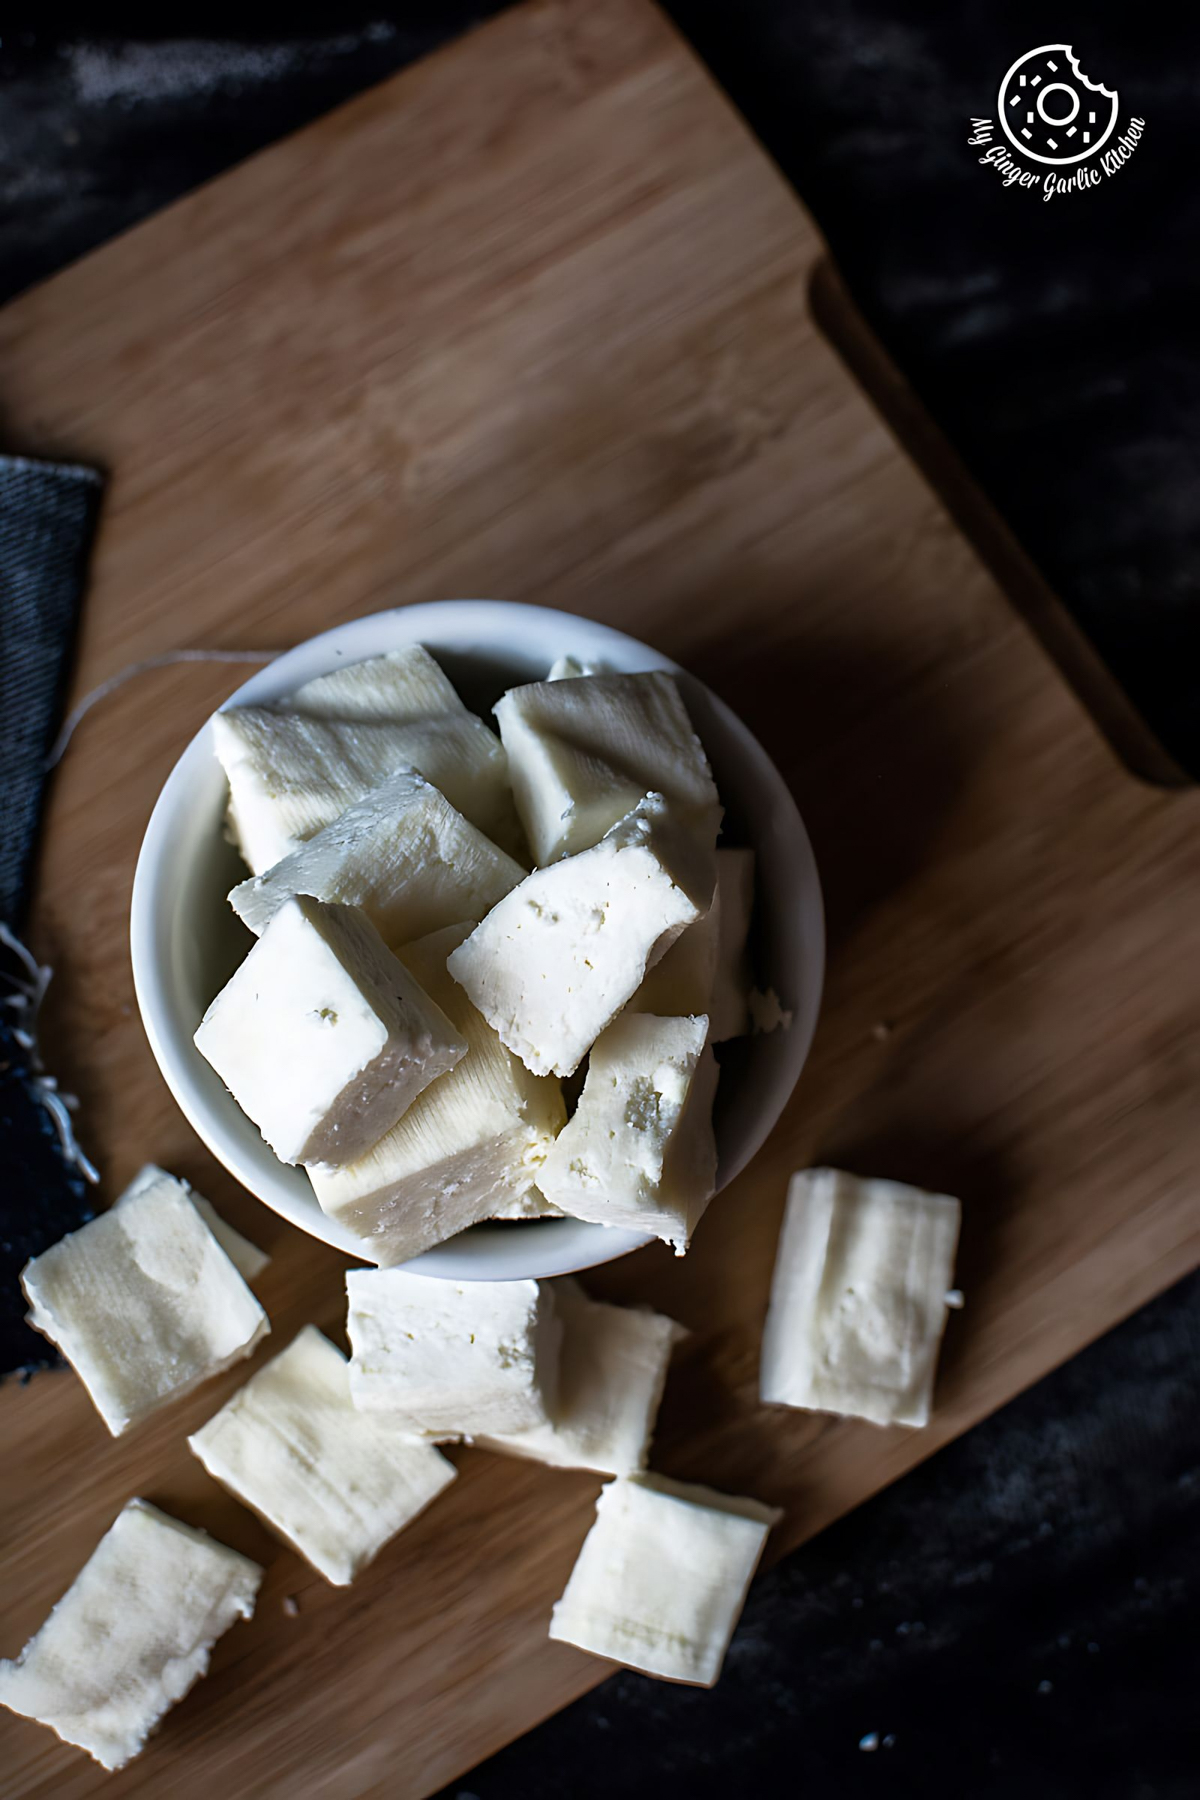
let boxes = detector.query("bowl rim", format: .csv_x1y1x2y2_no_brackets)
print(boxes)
130,599,824,1280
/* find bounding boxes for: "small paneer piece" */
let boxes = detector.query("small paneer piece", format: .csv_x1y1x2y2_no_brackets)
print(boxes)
188,1326,455,1586
195,895,466,1167
115,1163,270,1281
487,1186,564,1220
21,1173,268,1436
477,1278,684,1474
229,764,525,947
629,848,755,1039
309,925,566,1264
0,1500,260,1771
495,670,720,866
759,1168,962,1428
546,654,607,680
214,645,519,874
549,1473,780,1686
448,793,715,1079
346,1270,561,1437
538,1014,718,1255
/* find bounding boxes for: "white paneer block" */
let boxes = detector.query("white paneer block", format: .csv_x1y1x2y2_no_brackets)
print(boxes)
549,1473,780,1686
229,763,524,945
195,895,466,1167
495,670,720,866
214,645,519,874
188,1326,456,1586
0,1500,260,1771
760,1168,962,1428
22,1174,269,1436
309,926,566,1264
346,1270,561,1437
116,1163,269,1282
538,1013,718,1255
448,794,715,1079
629,848,755,1040
477,1278,684,1474
286,646,524,859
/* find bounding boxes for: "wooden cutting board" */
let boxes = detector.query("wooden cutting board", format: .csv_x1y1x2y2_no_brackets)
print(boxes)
2,1,1197,1794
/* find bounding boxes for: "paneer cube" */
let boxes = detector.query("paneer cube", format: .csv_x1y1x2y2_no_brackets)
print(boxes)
21,1173,268,1436
188,1326,456,1585
549,1473,780,1685
495,670,720,865
477,1278,684,1474
214,644,519,873
229,764,524,947
447,794,715,1079
346,1269,561,1437
759,1168,962,1428
195,895,466,1166
537,1013,718,1254
0,1500,260,1770
115,1163,269,1282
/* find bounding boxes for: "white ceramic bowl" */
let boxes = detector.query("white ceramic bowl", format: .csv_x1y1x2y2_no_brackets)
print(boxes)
131,601,823,1279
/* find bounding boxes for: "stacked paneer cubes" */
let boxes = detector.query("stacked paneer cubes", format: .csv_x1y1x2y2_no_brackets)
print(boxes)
197,645,764,1263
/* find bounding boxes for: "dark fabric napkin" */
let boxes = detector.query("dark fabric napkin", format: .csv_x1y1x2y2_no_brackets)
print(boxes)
0,452,103,1373
0,453,103,928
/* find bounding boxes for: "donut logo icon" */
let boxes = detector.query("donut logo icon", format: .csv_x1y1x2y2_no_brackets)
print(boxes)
998,44,1119,165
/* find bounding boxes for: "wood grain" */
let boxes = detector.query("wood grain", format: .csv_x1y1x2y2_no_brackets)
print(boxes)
1,0,1197,1794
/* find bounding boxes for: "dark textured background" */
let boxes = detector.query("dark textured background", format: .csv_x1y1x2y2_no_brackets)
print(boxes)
1,5,1196,1793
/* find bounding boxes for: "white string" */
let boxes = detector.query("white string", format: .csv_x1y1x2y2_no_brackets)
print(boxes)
46,648,284,769
0,921,99,1185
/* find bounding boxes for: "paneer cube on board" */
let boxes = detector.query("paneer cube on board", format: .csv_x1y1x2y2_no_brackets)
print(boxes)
188,1326,456,1586
116,1163,269,1282
759,1168,962,1428
447,793,716,1079
309,925,566,1264
477,1278,685,1475
213,645,520,874
0,1500,261,1771
346,1269,561,1437
229,764,525,947
538,1013,718,1255
549,1473,781,1686
494,670,720,866
632,847,755,1039
21,1172,269,1436
195,895,466,1167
